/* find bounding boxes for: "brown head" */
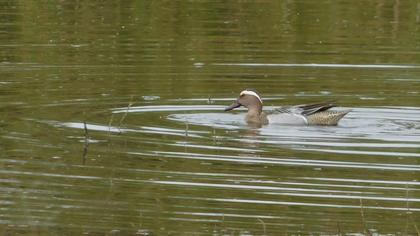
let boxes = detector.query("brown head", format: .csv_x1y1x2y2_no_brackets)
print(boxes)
224,89,263,113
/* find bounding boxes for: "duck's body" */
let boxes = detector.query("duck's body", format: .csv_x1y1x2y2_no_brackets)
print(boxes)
225,89,350,127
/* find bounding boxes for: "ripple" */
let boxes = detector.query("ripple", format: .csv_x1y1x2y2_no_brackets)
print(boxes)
172,196,420,212
211,62,420,69
19,104,419,235
130,151,420,171
112,105,224,113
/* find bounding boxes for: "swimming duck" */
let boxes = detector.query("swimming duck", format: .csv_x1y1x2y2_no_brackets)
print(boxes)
225,89,350,126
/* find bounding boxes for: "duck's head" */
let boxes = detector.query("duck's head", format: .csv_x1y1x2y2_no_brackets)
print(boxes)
224,89,263,112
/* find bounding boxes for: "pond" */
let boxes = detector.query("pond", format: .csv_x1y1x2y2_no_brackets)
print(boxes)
1,1,419,235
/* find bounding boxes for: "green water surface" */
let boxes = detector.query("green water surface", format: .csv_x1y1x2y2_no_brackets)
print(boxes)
1,1,420,235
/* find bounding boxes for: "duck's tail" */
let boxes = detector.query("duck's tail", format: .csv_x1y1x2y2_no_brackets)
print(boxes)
306,109,351,126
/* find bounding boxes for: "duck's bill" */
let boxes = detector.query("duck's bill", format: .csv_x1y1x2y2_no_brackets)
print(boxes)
224,101,241,111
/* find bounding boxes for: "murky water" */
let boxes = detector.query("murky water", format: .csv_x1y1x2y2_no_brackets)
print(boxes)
1,1,420,235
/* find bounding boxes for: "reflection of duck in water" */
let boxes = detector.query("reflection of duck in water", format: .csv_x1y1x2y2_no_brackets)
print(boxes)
225,89,350,127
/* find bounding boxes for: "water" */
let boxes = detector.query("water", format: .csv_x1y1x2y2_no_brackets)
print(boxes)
1,1,420,235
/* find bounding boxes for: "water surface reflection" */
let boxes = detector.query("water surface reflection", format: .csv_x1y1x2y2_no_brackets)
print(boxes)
1,0,420,235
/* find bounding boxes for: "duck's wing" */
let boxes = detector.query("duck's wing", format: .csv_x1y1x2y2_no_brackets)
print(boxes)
295,102,336,116
270,102,336,116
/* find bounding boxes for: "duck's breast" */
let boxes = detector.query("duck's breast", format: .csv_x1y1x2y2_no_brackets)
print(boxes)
267,113,307,125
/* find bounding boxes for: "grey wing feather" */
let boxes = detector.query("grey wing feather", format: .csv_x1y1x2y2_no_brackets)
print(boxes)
269,106,294,115
296,102,336,116
270,102,336,116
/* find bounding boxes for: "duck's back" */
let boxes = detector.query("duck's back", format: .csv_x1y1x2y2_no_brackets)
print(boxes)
268,102,350,126
306,110,350,125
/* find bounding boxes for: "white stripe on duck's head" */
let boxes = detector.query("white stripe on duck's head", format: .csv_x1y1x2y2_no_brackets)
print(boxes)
225,89,263,112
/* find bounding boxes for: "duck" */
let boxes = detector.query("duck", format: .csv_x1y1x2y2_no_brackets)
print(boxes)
224,89,350,126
